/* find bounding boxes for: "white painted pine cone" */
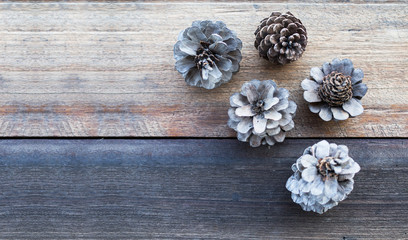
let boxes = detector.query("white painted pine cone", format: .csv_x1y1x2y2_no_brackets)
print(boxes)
286,140,360,214
301,59,368,121
174,21,242,89
228,79,297,147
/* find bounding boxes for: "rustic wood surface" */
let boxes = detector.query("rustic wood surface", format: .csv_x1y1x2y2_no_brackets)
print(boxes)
0,139,405,239
0,2,406,239
0,2,407,137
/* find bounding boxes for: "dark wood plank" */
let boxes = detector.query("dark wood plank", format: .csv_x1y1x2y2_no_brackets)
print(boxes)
0,139,406,239
0,2,407,137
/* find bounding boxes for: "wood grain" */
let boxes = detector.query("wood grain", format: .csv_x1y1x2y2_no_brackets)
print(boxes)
0,139,406,239
0,2,407,137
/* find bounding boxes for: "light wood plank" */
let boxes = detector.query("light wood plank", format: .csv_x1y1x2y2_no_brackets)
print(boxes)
0,139,406,239
0,2,407,137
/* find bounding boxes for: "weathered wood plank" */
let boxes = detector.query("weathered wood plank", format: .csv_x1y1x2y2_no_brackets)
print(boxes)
0,2,407,137
0,139,406,239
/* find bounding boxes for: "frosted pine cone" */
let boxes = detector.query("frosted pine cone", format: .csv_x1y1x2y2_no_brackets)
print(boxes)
228,80,297,147
302,58,368,121
286,140,360,214
254,12,307,65
174,21,242,89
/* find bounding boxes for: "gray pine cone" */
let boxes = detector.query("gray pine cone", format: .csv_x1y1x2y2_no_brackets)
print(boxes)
174,21,242,89
228,79,297,147
254,11,307,65
286,140,361,214
302,58,368,121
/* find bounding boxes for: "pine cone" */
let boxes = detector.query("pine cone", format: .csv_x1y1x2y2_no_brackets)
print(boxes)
254,12,307,65
286,140,360,214
174,21,242,89
228,79,297,147
302,58,368,121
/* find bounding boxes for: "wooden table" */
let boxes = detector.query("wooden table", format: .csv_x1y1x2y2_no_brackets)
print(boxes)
0,1,407,239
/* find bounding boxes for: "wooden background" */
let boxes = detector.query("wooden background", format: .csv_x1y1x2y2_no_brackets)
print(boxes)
0,1,407,137
0,1,407,239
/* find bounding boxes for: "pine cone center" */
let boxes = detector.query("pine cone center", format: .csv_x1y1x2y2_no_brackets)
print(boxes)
194,41,219,71
251,99,265,114
317,157,337,178
318,71,353,107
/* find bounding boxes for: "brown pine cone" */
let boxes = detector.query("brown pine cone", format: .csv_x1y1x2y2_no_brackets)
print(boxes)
254,12,307,65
